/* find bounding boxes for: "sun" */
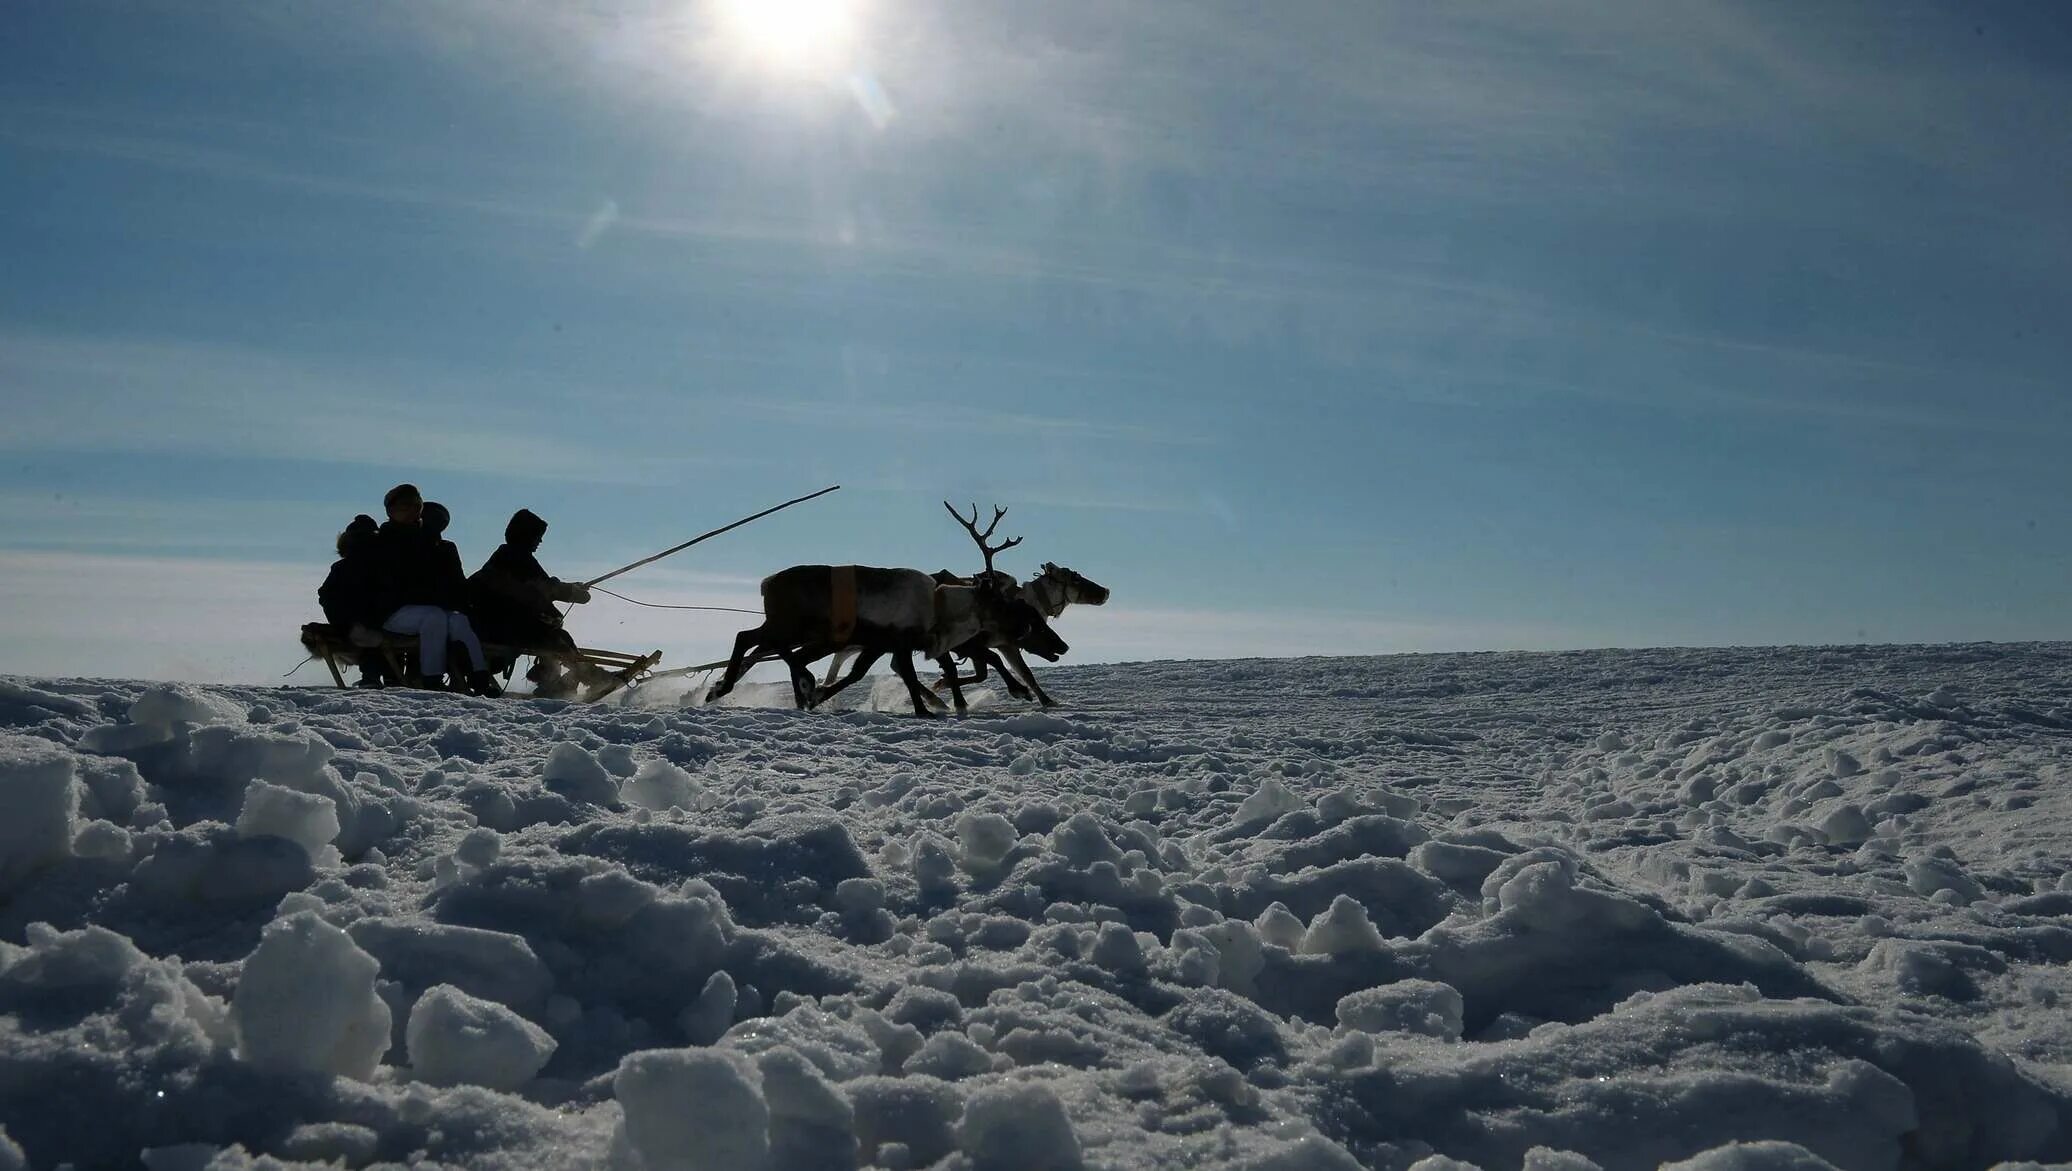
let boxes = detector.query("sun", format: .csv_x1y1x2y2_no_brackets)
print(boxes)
715,0,859,73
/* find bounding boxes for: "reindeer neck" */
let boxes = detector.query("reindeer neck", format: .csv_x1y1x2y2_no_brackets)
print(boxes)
1026,576,1068,618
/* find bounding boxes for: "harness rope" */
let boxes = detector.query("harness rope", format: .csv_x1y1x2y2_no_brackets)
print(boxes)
590,585,761,615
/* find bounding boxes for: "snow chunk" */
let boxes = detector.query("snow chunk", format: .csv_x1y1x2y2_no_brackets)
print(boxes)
957,811,1019,872
622,758,699,811
759,1046,857,1169
130,683,246,730
0,922,231,1050
406,983,556,1090
0,736,77,894
614,1048,768,1171
1523,1150,1604,1171
1300,894,1385,956
347,918,553,1015
1903,855,1984,904
1244,1135,1365,1170
1236,778,1307,826
0,1127,22,1171
454,826,501,868
903,1031,995,1080
544,742,619,806
679,969,737,1045
959,1081,1083,1171
235,779,341,865
1050,812,1123,868
1255,902,1305,951
1817,804,1872,847
1337,979,1465,1040
1661,1141,1842,1171
232,911,391,1080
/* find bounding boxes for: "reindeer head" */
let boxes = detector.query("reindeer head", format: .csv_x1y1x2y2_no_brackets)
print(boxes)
996,596,1069,661
1038,562,1109,606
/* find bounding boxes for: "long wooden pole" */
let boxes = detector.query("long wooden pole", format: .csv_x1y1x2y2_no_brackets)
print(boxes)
582,484,840,589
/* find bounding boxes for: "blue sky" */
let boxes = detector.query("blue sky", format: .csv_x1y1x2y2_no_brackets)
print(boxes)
3,1,2070,682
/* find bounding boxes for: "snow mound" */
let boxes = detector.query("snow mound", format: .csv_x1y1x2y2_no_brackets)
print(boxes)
234,779,340,865
232,911,391,1080
614,1047,769,1171
959,1081,1083,1171
405,982,556,1089
5,649,2072,1168
0,735,77,894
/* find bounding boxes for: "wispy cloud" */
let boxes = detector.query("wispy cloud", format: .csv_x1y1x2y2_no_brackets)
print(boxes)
727,397,1212,447
0,328,761,485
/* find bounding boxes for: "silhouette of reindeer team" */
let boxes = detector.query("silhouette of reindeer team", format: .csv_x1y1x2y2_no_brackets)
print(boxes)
704,502,1109,716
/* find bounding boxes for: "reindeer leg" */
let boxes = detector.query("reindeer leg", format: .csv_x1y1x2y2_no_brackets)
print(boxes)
1002,646,1055,706
776,646,821,709
704,626,765,704
986,648,1034,701
813,648,882,709
821,647,852,690
932,649,987,693
936,654,973,714
890,651,938,718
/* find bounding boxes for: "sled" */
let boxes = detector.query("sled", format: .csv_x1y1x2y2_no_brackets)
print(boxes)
298,623,661,703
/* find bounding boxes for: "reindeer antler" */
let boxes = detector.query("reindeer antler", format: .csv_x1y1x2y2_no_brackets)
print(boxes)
944,501,1023,575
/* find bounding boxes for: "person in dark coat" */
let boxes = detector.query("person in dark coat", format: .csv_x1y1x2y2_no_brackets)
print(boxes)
469,508,593,697
420,501,499,697
318,514,391,688
468,508,592,647
371,484,497,694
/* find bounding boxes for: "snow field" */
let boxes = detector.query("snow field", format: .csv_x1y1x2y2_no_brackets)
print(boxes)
0,645,2065,1169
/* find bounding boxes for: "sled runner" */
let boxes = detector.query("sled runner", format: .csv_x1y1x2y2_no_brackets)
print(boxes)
298,623,661,703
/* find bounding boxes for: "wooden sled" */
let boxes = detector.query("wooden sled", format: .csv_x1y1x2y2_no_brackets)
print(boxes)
299,623,661,703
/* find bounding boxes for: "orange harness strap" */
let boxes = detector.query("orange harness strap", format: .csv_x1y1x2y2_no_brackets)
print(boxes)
830,565,858,644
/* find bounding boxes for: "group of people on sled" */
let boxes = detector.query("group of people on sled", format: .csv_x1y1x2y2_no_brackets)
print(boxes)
318,482,593,696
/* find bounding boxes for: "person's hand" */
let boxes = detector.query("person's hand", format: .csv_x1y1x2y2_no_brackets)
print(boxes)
568,584,592,604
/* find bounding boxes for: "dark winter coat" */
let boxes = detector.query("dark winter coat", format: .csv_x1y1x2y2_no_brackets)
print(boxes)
318,518,387,628
468,543,581,645
374,521,461,612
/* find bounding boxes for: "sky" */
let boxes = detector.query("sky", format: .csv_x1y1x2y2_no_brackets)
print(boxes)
3,0,2071,684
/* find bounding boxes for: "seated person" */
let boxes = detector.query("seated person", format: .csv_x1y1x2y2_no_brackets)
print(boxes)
317,514,392,688
373,484,499,696
469,508,594,695
422,501,500,698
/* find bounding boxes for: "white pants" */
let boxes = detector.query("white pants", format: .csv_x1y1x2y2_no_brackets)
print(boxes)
384,606,487,677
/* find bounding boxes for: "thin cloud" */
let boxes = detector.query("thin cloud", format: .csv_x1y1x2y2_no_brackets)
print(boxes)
0,328,761,485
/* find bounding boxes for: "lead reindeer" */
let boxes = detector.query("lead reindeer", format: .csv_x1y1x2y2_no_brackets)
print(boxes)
820,507,1110,707
929,504,1109,706
704,506,1066,717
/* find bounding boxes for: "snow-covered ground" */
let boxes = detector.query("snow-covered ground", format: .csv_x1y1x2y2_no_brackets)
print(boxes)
3,643,2071,1170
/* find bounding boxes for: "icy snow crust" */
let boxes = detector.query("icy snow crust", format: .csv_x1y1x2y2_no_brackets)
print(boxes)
2,644,2070,1170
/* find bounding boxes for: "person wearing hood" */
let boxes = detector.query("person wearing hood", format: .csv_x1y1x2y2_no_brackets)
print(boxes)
318,513,392,688
468,508,592,647
469,508,593,697
372,484,499,695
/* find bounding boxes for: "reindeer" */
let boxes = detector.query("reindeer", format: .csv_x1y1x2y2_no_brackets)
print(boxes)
703,507,1066,717
820,508,1110,707
931,558,1109,707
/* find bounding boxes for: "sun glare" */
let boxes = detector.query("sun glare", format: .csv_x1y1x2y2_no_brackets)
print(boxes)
716,0,859,73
